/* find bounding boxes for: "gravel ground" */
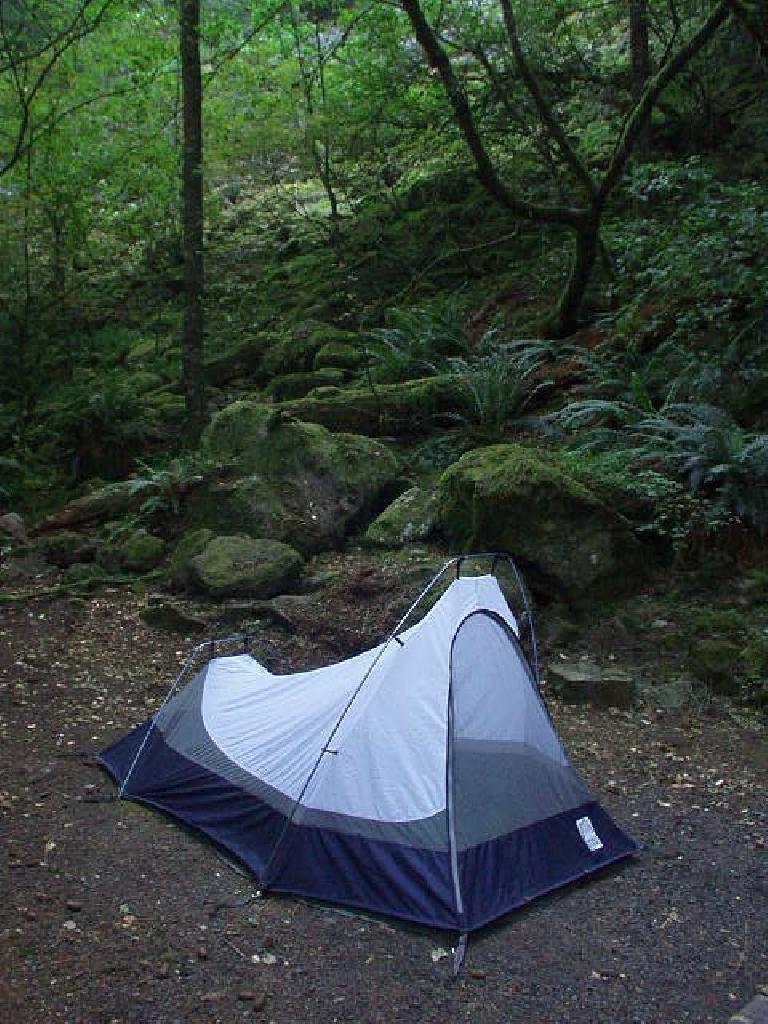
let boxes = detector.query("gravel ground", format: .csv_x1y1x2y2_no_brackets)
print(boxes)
1,576,766,1024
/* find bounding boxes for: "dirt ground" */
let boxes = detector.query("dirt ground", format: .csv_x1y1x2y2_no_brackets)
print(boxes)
1,566,766,1024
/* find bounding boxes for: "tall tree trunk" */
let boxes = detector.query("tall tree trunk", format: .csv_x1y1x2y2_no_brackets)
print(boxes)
555,210,601,337
629,0,652,160
180,0,206,443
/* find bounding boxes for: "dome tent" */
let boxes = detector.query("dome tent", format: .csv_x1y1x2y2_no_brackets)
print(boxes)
100,554,637,954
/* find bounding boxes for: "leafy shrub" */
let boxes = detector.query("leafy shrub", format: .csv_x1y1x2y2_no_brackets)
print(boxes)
609,160,768,357
39,373,150,481
0,456,24,505
128,454,211,519
553,397,768,541
635,404,768,535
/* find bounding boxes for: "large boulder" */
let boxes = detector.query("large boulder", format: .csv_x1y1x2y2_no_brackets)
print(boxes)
183,477,286,543
198,401,400,553
167,528,215,590
96,529,166,574
365,486,439,547
188,535,303,599
437,444,641,601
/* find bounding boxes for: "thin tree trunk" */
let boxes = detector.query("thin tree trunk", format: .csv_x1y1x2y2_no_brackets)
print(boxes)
629,0,652,160
180,0,206,443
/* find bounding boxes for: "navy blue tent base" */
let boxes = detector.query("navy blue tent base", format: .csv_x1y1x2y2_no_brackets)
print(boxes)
100,719,637,933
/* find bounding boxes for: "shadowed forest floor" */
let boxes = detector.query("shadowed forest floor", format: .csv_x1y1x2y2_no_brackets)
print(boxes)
1,567,766,1024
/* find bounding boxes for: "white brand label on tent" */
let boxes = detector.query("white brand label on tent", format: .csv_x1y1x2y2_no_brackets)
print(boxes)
576,816,603,852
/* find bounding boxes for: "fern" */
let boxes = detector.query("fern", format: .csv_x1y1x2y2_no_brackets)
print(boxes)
448,350,551,436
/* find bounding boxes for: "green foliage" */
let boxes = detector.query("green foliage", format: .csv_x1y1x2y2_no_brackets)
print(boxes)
635,405,768,535
127,454,211,519
0,456,24,504
364,293,470,383
40,372,150,481
609,160,768,360
448,348,550,436
554,396,768,542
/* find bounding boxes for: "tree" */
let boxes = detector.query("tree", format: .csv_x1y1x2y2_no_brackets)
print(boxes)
398,0,732,335
0,0,115,178
180,0,206,441
629,0,652,160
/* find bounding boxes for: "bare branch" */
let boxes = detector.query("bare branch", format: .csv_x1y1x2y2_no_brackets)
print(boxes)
398,0,583,226
497,0,598,203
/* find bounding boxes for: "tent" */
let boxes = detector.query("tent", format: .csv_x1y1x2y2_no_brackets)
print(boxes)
101,555,637,944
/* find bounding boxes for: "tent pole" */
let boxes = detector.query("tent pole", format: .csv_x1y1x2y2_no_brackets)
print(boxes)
118,642,207,798
117,629,272,798
258,557,460,887
500,554,541,690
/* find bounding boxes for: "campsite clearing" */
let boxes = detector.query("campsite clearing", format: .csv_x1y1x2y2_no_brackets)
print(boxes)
1,574,765,1023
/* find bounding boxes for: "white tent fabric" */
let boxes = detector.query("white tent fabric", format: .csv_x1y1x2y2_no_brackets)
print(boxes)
196,575,519,821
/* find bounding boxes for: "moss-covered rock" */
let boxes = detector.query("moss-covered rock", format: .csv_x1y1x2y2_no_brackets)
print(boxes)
167,528,214,590
144,389,187,433
260,322,355,377
35,481,143,531
96,529,165,574
204,335,270,386
129,370,166,394
280,375,466,436
183,477,286,544
436,444,641,601
188,535,303,599
200,402,401,553
365,486,439,547
264,369,345,402
37,530,96,568
313,341,365,371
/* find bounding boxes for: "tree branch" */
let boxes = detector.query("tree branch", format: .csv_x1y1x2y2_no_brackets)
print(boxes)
399,0,583,226
598,0,731,204
497,0,598,203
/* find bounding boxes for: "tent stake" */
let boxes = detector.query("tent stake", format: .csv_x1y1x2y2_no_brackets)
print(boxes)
452,933,468,976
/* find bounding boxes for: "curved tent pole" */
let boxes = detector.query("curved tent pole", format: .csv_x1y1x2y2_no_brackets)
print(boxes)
454,551,541,690
259,551,537,889
117,631,255,798
492,552,541,691
259,556,461,887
